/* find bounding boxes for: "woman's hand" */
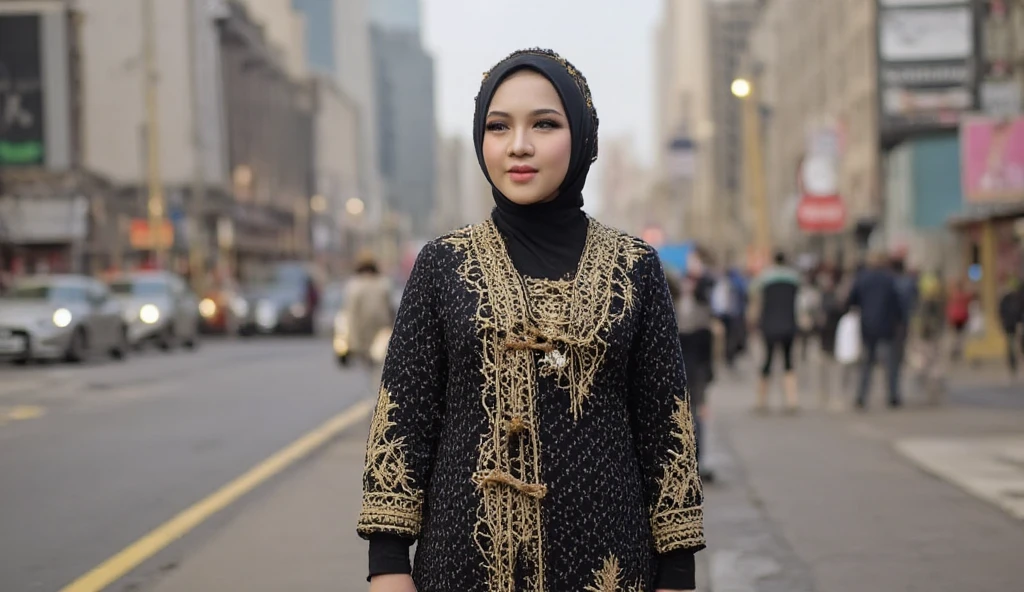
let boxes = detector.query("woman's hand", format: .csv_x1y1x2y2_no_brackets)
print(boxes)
369,574,416,592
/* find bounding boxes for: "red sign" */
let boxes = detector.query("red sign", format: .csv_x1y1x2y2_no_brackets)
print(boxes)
796,195,846,233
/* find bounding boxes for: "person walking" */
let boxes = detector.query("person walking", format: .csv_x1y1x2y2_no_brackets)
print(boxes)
752,252,801,413
847,250,906,409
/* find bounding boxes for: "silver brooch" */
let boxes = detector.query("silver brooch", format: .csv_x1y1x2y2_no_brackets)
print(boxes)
542,349,567,370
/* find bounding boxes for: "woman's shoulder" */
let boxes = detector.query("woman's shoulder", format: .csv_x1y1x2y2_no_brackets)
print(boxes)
587,218,657,261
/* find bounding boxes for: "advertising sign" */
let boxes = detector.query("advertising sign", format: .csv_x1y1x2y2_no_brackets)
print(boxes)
961,115,1024,204
877,2,977,136
796,127,846,234
0,14,45,166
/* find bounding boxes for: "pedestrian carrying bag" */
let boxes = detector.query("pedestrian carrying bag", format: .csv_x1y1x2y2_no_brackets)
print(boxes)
835,311,861,365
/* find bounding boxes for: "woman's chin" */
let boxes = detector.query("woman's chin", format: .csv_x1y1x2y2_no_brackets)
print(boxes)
500,190,559,206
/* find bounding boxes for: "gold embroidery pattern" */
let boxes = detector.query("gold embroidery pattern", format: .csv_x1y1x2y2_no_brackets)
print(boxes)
443,219,645,592
650,393,706,553
585,556,644,592
358,387,424,537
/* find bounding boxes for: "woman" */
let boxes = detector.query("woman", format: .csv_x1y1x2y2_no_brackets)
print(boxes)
358,49,704,592
343,251,396,389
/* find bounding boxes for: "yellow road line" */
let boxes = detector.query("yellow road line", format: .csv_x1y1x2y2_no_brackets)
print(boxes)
59,398,374,592
7,405,47,421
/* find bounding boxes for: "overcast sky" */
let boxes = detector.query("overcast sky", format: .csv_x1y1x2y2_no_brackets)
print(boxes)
421,0,663,201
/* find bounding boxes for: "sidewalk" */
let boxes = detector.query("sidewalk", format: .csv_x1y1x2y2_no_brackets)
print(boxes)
136,364,1023,592
705,362,1024,592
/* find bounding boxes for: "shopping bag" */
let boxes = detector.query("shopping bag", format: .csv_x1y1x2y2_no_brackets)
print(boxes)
834,311,861,365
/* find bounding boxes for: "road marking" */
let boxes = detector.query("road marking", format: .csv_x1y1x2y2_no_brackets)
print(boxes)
59,398,375,592
895,436,1024,520
7,405,47,420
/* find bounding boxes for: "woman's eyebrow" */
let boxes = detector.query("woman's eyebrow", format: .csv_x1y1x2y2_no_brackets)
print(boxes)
486,108,564,118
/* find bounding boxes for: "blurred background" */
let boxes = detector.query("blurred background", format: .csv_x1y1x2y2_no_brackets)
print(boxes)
0,0,1022,591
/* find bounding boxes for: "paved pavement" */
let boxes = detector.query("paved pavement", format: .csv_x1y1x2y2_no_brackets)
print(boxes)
3,343,1021,591
705,361,1024,592
0,337,371,592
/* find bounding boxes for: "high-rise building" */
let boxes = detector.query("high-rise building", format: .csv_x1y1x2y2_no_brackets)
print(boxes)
291,0,337,75
370,0,421,38
370,5,436,238
745,0,879,255
707,0,760,257
652,0,715,244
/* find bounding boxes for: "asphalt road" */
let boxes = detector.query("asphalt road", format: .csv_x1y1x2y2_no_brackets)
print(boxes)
0,338,370,592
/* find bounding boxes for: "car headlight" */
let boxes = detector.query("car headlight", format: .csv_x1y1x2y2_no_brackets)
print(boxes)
52,308,72,328
289,302,307,317
231,297,249,317
139,304,161,324
199,298,217,318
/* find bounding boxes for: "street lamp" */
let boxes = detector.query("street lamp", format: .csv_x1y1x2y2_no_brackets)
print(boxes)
310,194,327,214
731,77,752,99
346,197,365,217
731,75,772,269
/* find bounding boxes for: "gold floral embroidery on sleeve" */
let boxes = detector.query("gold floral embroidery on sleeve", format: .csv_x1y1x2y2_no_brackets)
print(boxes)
585,556,644,592
650,393,706,553
358,387,424,537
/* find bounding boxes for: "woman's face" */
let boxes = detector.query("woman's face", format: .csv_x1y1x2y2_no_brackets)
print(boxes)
483,70,572,206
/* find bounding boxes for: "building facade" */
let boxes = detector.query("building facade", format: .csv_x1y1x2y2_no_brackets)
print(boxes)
745,0,879,258
707,0,760,258
370,24,436,238
653,0,716,245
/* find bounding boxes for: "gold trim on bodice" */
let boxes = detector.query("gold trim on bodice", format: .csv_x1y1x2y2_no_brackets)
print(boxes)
444,219,646,592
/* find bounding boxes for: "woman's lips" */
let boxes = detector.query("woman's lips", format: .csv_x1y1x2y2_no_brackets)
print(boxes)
508,166,537,183
509,171,537,183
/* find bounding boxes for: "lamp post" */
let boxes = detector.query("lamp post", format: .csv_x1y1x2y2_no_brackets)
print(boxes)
142,0,167,269
732,75,772,269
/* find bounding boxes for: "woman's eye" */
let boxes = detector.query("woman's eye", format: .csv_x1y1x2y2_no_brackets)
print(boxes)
485,122,508,132
535,119,560,130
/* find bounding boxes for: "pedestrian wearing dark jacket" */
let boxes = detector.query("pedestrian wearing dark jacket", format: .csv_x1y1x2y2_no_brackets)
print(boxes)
847,250,906,409
998,280,1024,380
753,252,801,412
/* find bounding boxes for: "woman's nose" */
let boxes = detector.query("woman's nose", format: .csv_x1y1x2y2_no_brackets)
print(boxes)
509,129,532,156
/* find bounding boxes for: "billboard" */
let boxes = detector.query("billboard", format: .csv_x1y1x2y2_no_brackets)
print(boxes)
0,14,45,166
877,2,977,136
961,115,1024,204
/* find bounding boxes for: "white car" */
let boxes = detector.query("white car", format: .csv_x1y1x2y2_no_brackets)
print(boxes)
0,275,129,363
108,271,200,351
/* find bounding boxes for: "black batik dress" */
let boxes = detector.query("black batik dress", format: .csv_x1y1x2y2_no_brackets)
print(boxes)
358,218,705,591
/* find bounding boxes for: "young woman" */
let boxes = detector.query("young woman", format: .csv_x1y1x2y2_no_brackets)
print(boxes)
358,48,705,592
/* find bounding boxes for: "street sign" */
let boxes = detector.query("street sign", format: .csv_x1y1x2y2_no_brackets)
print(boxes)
796,132,846,233
667,136,697,182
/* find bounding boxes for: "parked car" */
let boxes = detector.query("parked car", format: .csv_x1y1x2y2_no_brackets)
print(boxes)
108,271,200,350
0,275,129,363
238,262,323,336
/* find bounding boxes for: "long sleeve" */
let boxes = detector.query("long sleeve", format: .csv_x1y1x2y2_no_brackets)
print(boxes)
358,242,448,540
627,249,706,556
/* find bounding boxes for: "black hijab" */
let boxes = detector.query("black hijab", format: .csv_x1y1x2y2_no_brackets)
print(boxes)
473,48,600,280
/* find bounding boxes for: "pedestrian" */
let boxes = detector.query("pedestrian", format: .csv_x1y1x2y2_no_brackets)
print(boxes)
343,251,395,393
815,268,847,409
674,251,717,483
847,249,906,409
358,49,704,592
998,279,1023,382
752,251,802,413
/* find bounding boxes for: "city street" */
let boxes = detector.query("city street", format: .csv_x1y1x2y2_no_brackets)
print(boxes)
2,342,1023,591
0,338,372,592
